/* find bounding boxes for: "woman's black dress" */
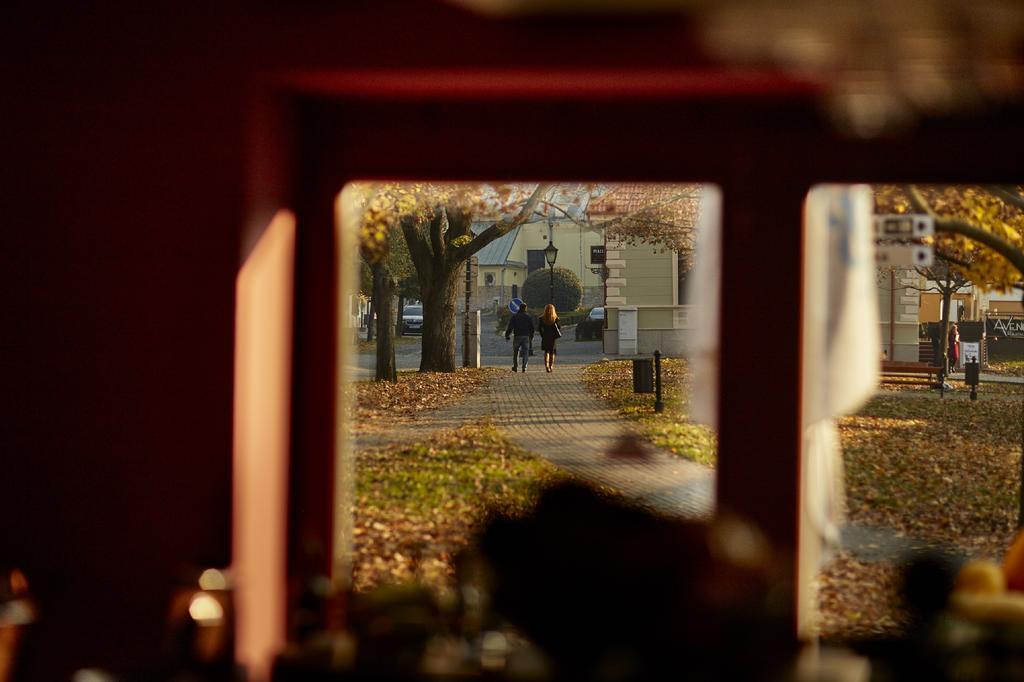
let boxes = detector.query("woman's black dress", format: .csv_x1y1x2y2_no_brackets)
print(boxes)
539,321,561,353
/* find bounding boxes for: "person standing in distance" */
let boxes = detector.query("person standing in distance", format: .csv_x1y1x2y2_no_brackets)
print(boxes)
505,303,535,372
538,304,562,373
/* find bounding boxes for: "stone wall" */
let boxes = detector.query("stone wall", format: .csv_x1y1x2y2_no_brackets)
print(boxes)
478,284,517,313
582,285,603,308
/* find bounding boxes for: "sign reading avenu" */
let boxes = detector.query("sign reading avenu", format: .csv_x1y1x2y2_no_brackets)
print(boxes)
590,245,606,264
987,317,1024,338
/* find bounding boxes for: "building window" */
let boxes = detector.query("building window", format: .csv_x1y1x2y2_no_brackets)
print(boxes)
527,249,546,273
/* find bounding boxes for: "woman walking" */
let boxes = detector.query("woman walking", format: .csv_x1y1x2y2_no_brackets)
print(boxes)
539,304,562,373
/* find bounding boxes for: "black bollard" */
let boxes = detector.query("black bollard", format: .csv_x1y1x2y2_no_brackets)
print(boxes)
966,359,979,401
654,350,664,413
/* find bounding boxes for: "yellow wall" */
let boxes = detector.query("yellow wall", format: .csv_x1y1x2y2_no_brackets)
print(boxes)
638,307,674,328
477,264,526,288
605,239,676,306
919,293,941,322
506,221,604,288
919,292,974,321
989,300,1024,314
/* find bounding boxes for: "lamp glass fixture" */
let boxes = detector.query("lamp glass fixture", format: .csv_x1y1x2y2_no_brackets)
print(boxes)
544,241,558,266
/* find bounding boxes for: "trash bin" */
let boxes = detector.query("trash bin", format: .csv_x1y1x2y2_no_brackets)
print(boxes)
632,358,653,393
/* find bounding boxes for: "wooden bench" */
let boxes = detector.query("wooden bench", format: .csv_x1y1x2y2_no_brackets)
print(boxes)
881,360,942,385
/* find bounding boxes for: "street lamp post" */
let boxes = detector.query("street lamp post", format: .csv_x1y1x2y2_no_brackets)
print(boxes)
544,240,558,305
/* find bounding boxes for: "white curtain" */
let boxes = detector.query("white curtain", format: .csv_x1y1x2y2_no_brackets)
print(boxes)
686,185,721,428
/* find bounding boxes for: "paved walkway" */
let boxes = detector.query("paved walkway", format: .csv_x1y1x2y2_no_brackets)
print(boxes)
353,361,966,563
355,360,714,519
949,371,1024,384
485,363,714,518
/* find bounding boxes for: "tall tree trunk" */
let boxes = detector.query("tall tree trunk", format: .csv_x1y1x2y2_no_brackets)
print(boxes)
372,262,397,382
399,186,550,374
419,268,459,372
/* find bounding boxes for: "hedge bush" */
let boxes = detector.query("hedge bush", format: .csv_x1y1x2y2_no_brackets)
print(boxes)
556,310,589,326
496,307,514,333
522,266,583,314
495,306,590,333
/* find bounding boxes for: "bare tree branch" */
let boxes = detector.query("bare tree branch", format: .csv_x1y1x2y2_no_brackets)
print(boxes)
935,252,973,271
914,266,971,295
536,201,591,228
907,272,944,294
541,200,698,247
538,188,703,231
449,183,553,264
606,219,699,233
594,193,701,231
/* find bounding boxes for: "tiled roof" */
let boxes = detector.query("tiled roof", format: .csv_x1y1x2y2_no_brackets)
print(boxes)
472,224,521,266
587,183,695,217
475,184,594,222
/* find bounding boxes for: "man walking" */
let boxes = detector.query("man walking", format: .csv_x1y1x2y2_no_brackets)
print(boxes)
505,303,535,372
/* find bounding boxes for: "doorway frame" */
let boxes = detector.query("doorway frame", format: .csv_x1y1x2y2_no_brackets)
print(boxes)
252,68,1024,641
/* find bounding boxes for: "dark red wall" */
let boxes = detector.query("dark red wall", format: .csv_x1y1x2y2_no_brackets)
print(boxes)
0,5,725,676
2,6,250,676
4,2,1023,678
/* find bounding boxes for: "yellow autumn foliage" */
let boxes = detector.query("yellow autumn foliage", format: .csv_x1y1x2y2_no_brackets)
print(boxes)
875,185,1024,292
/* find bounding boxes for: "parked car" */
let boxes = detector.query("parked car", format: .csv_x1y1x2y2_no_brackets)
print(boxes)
402,305,424,335
575,306,605,341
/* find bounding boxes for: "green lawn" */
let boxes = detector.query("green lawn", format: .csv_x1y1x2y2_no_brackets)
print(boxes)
582,358,716,466
583,358,1022,556
352,367,546,592
353,423,566,591
583,358,1024,639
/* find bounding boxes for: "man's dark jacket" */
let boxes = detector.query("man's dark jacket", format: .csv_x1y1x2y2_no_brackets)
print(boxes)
505,310,535,339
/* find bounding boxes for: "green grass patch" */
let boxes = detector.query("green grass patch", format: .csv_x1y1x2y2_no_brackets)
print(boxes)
357,423,561,517
582,359,716,466
494,307,592,333
353,422,566,591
